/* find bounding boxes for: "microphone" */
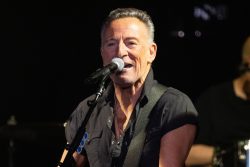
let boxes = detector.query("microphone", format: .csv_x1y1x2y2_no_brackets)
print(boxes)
85,57,124,83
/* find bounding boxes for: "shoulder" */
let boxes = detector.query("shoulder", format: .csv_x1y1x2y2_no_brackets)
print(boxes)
198,81,233,100
64,94,100,143
74,94,96,113
150,82,192,103
150,86,198,134
155,86,198,117
205,81,232,92
66,94,97,127
160,87,195,107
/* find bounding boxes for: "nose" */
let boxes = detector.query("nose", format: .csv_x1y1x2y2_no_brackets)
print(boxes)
117,41,128,58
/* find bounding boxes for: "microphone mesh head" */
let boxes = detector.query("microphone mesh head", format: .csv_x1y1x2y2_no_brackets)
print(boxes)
111,58,124,71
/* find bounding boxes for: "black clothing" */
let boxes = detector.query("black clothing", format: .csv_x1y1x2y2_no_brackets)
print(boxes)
65,69,198,167
195,81,250,167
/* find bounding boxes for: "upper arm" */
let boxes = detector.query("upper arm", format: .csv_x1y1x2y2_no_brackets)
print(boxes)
159,124,197,167
185,144,214,166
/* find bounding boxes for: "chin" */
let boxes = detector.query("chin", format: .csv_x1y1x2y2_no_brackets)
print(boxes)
113,77,134,87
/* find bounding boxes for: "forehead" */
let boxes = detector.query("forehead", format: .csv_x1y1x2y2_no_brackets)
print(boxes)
103,17,148,36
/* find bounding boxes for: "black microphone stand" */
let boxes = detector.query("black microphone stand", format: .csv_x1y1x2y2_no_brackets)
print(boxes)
57,75,109,167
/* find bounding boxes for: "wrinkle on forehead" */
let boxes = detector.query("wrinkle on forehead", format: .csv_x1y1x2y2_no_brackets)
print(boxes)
102,17,149,43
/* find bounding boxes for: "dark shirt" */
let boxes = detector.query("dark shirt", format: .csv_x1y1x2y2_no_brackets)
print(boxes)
65,69,198,167
195,81,250,167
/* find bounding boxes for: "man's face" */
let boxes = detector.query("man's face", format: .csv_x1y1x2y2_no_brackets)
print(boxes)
101,17,157,88
243,37,250,66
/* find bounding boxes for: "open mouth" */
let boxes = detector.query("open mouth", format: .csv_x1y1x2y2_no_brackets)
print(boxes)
124,63,133,69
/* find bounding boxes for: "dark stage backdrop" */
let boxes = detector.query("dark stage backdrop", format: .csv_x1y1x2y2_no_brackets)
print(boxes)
1,0,250,166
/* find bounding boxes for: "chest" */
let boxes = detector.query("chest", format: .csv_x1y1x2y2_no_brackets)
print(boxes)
82,104,164,167
212,100,250,141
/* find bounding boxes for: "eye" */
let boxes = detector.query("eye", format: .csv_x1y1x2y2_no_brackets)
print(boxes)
126,40,138,48
106,41,116,47
128,41,136,45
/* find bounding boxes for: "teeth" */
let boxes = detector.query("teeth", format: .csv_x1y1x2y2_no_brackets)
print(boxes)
125,64,132,68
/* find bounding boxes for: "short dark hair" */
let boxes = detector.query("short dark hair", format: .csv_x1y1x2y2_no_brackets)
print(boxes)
101,8,155,43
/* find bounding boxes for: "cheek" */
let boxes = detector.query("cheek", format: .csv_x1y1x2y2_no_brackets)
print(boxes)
101,52,113,65
135,57,147,70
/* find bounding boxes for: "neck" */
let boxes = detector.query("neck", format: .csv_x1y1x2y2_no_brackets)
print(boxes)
113,82,143,137
114,82,143,113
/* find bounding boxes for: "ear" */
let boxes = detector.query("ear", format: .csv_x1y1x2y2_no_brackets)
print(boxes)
100,47,103,57
148,42,157,63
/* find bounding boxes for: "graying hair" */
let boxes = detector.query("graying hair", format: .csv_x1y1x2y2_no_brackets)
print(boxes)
101,8,155,43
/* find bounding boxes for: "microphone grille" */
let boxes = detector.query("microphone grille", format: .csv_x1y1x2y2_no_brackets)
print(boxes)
111,58,124,71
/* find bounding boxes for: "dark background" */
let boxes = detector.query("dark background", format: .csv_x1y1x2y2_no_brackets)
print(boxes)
1,0,250,166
